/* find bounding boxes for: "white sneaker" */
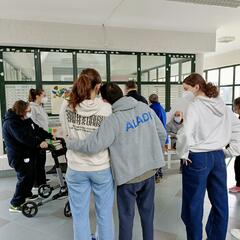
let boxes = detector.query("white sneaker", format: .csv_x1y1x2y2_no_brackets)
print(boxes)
231,229,240,240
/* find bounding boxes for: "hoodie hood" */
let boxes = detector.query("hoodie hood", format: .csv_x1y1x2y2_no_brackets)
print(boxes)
196,96,226,117
3,109,21,123
76,98,106,117
112,97,138,113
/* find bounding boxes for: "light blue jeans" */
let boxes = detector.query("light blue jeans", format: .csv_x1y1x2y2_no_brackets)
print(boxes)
66,167,115,240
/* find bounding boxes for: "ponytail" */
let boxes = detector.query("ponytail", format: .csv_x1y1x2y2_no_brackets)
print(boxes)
69,68,102,111
205,82,219,98
69,75,93,111
28,88,44,102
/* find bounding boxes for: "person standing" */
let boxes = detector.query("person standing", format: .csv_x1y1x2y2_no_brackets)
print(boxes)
60,69,114,240
229,97,240,193
28,88,49,188
125,80,148,104
67,83,166,240
2,100,51,212
176,73,240,240
149,93,168,182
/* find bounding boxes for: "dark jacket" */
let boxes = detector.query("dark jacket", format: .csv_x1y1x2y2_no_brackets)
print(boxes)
127,90,148,104
2,109,52,169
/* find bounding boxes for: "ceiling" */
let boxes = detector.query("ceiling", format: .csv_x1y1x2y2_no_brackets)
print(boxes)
1,0,240,54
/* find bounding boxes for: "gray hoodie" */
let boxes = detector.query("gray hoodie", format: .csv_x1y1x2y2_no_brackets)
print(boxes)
67,97,166,186
30,102,48,131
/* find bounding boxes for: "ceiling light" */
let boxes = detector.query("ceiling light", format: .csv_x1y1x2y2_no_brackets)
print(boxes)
167,0,240,8
218,36,236,43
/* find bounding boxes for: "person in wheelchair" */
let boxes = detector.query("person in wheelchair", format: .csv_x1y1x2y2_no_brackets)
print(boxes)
2,100,53,213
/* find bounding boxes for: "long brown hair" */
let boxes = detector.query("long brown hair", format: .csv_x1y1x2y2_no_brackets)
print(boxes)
183,73,219,98
68,68,102,110
12,100,29,117
28,88,44,102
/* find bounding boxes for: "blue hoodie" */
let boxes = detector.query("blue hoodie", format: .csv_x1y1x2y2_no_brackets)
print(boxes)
150,102,168,144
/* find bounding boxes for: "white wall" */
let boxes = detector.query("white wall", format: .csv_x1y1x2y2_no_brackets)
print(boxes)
195,53,204,75
0,19,216,53
204,49,240,70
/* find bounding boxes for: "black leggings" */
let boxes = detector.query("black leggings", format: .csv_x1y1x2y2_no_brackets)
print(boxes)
34,150,47,187
235,155,240,187
11,159,35,207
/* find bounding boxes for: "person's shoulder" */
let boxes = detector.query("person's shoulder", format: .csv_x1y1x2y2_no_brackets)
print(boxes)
96,98,112,115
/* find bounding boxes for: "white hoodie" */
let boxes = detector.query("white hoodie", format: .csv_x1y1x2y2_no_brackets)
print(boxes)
60,98,112,171
176,96,240,159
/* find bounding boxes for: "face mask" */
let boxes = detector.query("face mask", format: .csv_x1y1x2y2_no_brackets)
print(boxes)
25,112,32,119
41,96,48,104
182,91,195,101
174,116,182,124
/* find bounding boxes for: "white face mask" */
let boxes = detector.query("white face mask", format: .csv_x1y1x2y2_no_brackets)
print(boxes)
41,96,48,104
25,112,32,119
182,91,195,101
174,116,182,123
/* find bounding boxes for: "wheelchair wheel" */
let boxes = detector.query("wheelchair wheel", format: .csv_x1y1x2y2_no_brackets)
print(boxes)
64,201,71,217
22,201,38,218
38,184,52,198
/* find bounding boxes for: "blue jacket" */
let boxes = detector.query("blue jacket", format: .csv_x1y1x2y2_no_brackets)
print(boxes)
150,102,168,144
2,109,52,169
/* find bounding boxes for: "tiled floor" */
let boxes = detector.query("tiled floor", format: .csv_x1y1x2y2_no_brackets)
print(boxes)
0,158,239,240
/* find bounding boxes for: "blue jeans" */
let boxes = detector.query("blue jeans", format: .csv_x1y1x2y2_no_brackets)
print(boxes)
117,176,155,240
66,167,115,240
181,150,228,240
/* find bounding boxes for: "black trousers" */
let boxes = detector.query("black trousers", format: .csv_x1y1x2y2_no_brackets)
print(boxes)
235,155,240,187
11,158,35,207
117,176,155,240
34,150,47,187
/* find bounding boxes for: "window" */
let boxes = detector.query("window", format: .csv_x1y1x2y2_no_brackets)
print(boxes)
3,52,35,81
207,69,219,85
220,87,233,104
5,84,36,109
235,66,240,85
77,54,106,81
110,55,137,82
41,52,73,81
220,67,233,86
141,56,166,82
141,85,165,107
171,85,183,106
234,86,240,99
170,63,179,83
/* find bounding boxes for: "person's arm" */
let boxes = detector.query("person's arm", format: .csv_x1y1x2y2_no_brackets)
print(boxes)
30,105,38,124
59,99,70,138
24,118,52,140
66,115,117,154
8,120,42,148
151,109,167,148
224,112,240,157
176,105,195,159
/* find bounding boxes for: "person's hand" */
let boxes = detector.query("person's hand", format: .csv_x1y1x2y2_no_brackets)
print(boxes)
40,141,48,149
164,144,169,152
182,159,192,166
